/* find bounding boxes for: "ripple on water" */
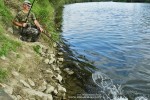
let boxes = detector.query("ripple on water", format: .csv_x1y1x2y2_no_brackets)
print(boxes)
62,2,150,99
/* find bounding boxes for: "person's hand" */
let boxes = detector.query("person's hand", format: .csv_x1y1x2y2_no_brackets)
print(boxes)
22,23,28,27
39,27,44,32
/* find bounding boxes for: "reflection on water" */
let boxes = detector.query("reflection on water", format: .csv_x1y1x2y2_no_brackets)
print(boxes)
62,2,150,99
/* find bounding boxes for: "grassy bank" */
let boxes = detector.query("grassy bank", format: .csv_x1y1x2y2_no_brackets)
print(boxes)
0,0,21,82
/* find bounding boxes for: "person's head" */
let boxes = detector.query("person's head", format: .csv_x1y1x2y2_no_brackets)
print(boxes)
23,0,31,11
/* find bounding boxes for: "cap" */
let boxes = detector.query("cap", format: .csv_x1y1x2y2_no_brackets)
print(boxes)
23,0,31,5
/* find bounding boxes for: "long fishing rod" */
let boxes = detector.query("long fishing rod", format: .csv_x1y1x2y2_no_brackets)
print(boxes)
25,0,36,22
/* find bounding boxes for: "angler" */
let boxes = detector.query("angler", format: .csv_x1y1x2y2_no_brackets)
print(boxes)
13,0,44,42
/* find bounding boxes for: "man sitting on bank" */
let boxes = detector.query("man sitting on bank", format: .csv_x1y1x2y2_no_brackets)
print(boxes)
13,0,43,42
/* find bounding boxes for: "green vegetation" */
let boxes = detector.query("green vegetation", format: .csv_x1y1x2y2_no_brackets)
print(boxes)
33,45,40,54
0,0,13,27
0,0,21,57
0,68,8,82
31,0,61,41
0,25,21,57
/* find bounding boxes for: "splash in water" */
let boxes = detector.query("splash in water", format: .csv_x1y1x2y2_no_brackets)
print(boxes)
92,71,148,100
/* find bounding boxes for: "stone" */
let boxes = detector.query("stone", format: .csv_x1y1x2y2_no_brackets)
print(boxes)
59,65,64,68
57,52,63,56
50,54,55,58
22,88,53,100
12,71,19,77
29,98,36,100
55,68,60,72
57,92,66,99
0,55,6,60
28,79,35,87
38,86,46,92
20,80,31,88
53,43,57,48
7,27,13,33
57,58,64,62
41,52,46,57
51,65,56,70
0,83,6,88
42,47,48,53
57,84,66,93
44,59,50,64
4,86,13,95
49,50,54,54
53,89,58,95
49,58,55,64
45,85,55,94
38,80,47,92
55,74,62,83
16,95,22,99
42,97,48,100
45,70,53,74
63,68,74,75
43,80,47,86
68,71,74,75
11,95,18,100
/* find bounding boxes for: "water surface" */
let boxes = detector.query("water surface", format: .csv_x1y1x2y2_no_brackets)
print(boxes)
62,2,150,99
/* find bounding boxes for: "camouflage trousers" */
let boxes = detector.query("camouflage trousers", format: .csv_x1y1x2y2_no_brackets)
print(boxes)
21,26,40,42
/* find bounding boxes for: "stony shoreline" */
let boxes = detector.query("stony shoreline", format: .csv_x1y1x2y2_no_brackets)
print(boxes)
0,42,74,100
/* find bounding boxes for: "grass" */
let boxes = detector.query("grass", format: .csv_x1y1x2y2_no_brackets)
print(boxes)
0,1,21,57
0,0,13,26
0,25,21,57
0,68,8,82
0,32,21,57
33,45,41,54
31,0,61,41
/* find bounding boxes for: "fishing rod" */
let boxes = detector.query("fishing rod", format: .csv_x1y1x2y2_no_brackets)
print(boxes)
25,0,36,22
21,0,36,33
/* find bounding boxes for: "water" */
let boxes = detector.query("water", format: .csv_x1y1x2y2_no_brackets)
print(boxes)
61,2,150,99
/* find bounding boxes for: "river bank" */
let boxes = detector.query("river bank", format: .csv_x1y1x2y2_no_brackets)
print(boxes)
0,0,80,99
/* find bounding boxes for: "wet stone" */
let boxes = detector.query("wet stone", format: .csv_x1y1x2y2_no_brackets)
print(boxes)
63,68,74,75
57,58,64,62
57,52,63,56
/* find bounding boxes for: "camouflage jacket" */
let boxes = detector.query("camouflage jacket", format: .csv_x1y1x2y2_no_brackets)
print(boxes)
14,10,36,28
